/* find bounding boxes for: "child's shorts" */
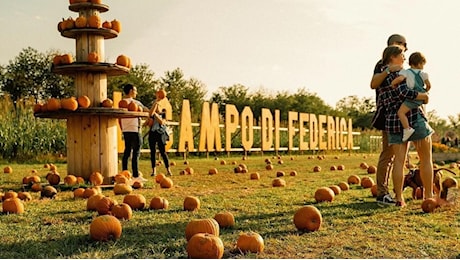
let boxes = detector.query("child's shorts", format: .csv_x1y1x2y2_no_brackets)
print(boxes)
388,114,433,145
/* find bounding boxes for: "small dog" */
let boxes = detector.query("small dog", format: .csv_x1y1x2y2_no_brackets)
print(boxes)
403,167,457,199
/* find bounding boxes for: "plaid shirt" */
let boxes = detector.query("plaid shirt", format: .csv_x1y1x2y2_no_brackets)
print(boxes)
380,71,425,133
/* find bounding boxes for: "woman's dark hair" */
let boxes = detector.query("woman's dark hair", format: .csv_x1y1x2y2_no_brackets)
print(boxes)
123,84,134,95
408,52,426,66
382,45,404,65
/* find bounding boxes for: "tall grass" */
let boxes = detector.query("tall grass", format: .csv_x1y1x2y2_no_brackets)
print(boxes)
0,96,66,162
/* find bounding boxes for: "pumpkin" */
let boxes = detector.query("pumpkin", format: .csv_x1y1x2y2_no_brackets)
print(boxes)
367,165,377,174
421,198,439,213
250,172,260,180
184,196,200,211
114,174,129,184
118,99,129,109
111,203,133,220
90,0,102,4
329,185,341,195
83,187,100,198
77,95,91,108
41,186,58,199
73,188,85,198
101,98,114,108
113,183,132,195
347,175,361,185
123,194,146,210
276,171,285,177
236,231,265,253
47,98,61,112
265,164,274,170
87,14,101,28
289,170,297,176
314,187,335,203
89,215,122,241
116,54,130,67
127,101,138,111
33,103,43,113
57,18,65,32
360,162,369,169
75,15,87,28
87,51,99,63
272,178,286,187
185,167,194,175
160,177,173,189
96,196,117,215
61,97,78,111
31,183,43,192
330,165,337,171
360,176,375,189
61,53,73,64
102,20,112,29
3,198,25,214
185,218,220,241
313,166,321,172
87,194,105,211
213,211,235,228
49,164,57,171
370,184,378,197
278,160,284,164
28,175,41,184
337,165,345,171
64,174,78,186
155,173,165,184
187,233,224,259
338,181,349,191
47,171,61,185
149,196,169,210
111,19,121,33
76,176,85,184
293,205,322,232
132,181,143,189
208,168,218,175
89,171,103,186
18,191,32,201
156,89,167,99
4,191,18,200
63,17,75,30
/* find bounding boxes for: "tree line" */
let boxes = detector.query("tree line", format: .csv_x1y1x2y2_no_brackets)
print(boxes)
0,47,458,136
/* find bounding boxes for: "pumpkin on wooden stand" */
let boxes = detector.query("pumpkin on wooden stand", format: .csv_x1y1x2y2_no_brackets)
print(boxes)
61,97,78,111
77,95,91,108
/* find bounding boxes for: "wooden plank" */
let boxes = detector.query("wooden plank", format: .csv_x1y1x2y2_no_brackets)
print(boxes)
66,117,77,175
89,116,100,175
79,115,92,179
100,117,118,182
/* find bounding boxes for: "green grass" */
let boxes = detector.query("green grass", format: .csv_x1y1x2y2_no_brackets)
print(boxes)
1,153,460,258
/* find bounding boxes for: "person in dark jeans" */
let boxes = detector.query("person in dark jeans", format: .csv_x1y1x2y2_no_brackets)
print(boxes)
119,84,148,182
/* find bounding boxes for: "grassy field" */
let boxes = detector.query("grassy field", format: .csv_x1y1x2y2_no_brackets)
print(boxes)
0,152,459,259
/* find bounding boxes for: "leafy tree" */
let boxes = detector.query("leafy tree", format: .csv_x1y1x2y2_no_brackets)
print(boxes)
335,95,375,129
291,88,335,115
107,63,160,107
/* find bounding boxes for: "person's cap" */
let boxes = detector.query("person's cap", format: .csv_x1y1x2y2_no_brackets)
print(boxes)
387,34,407,50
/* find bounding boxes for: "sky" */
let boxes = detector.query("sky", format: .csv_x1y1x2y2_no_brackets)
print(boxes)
1,0,460,120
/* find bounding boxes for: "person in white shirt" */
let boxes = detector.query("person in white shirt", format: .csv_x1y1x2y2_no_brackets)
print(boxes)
119,84,148,182
391,52,431,142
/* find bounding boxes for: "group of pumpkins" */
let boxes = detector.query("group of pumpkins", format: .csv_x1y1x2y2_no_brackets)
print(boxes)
33,96,91,113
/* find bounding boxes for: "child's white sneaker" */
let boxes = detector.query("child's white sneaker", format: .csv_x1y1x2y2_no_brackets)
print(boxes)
402,127,415,142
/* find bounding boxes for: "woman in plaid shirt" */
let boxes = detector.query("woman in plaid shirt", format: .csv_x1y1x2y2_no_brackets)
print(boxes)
380,45,434,207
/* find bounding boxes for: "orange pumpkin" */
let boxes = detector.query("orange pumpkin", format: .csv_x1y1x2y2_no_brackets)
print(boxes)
87,194,105,211
313,165,321,172
160,177,173,189
87,52,99,63
329,185,341,195
47,98,61,112
61,53,73,64
3,166,12,173
290,170,298,176
33,103,43,113
360,176,375,189
276,171,285,177
118,99,129,109
236,232,265,253
123,194,146,210
185,167,194,175
77,95,91,108
347,175,361,185
113,183,132,195
3,190,18,200
183,196,200,211
31,183,43,192
47,171,61,185
360,162,369,169
96,196,117,215
101,98,114,108
111,19,121,33
83,187,100,199
114,174,129,184
213,211,235,228
149,196,169,210
63,17,75,30
89,215,122,241
250,172,260,180
338,181,349,191
132,181,143,189
185,218,220,241
208,168,218,175
367,165,377,174
89,171,103,186
265,164,274,170
155,173,165,184
76,176,85,184
111,203,133,220
3,198,25,214
156,89,167,99
421,198,439,213
102,20,112,29
61,97,78,111
370,184,378,197
90,0,102,4
187,233,224,259
127,101,138,112
75,15,87,28
293,205,322,232
18,191,32,201
314,187,335,203
272,178,286,187
116,54,130,67
87,14,101,28
73,188,85,198
64,175,78,186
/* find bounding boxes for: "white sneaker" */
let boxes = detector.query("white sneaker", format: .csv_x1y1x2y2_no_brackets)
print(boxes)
402,127,415,142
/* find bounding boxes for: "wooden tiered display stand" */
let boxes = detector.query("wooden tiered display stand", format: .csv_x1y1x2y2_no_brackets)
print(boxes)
35,2,147,184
